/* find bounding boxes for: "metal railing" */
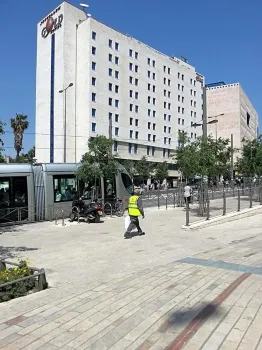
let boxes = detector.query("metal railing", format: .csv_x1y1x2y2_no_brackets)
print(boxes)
0,260,48,292
185,184,262,226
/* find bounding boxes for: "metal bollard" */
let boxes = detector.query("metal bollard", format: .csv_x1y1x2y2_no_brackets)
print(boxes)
223,192,226,216
237,188,240,212
173,192,176,207
206,199,210,220
212,186,214,200
260,187,262,205
157,191,160,209
185,199,190,226
62,210,65,226
166,196,168,210
249,188,253,208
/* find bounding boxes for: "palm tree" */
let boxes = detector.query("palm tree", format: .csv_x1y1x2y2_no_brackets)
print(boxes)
10,114,29,159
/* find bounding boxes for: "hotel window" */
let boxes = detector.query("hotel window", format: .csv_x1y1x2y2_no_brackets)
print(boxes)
115,71,119,79
148,83,151,91
153,85,156,92
190,89,193,96
153,98,156,105
92,62,96,71
115,99,119,108
135,105,139,113
148,109,151,116
148,122,151,129
135,131,139,139
134,144,138,154
191,111,193,117
128,143,132,154
182,96,184,103
178,118,181,125
109,39,113,48
178,106,181,113
178,95,180,101
182,74,184,81
115,127,119,136
130,130,133,139
109,83,112,91
152,60,155,68
135,92,139,99
164,102,167,108
153,72,156,80
135,78,138,86
92,47,96,55
135,65,138,73
92,93,96,102
114,141,118,152
148,58,150,65
135,119,139,127
194,112,196,118
178,84,180,90
164,137,167,144
92,31,96,40
164,90,166,97
168,79,171,86
164,114,167,121
109,97,112,106
130,90,133,98
115,85,119,93
182,85,184,92
153,123,156,131
130,118,133,126
148,134,151,141
182,107,184,114
115,42,119,51
147,146,150,155
168,103,171,110
129,62,133,71
190,78,193,84
178,72,180,79
163,65,166,73
92,122,96,132
168,115,171,122
168,67,171,74
168,127,171,133
115,56,119,65
153,111,156,118
191,100,193,106
169,138,171,145
130,104,133,112
194,101,196,107
109,68,113,76
109,112,112,120
129,49,133,57
168,91,171,98
92,77,96,86
152,147,155,156
164,126,167,133
182,119,184,125
164,77,166,85
135,51,138,59
109,53,113,61
148,71,151,78
92,108,96,117
148,96,151,103
153,135,156,142
194,91,196,97
129,76,133,84
115,114,119,122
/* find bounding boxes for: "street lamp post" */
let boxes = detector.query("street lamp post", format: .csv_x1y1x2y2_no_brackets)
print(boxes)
59,82,74,163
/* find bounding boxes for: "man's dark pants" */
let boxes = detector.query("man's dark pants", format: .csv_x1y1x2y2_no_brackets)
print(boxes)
126,215,142,233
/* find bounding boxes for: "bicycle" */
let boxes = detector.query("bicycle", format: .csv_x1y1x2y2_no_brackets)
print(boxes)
104,197,124,217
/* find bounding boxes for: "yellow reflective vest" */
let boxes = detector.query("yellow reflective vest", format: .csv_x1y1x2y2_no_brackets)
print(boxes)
128,195,141,216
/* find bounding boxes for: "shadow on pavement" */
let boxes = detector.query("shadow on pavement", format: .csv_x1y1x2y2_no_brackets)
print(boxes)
0,246,39,259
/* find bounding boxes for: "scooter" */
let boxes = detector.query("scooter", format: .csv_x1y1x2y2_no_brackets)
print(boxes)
69,196,103,223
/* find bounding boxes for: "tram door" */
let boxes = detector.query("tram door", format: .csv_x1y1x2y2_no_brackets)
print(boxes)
0,176,28,223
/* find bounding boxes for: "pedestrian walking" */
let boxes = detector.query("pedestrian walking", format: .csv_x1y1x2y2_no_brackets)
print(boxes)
184,183,192,209
124,188,145,239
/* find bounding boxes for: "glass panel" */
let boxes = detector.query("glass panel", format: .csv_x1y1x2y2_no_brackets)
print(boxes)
121,173,133,194
53,175,78,202
0,178,10,208
13,177,28,207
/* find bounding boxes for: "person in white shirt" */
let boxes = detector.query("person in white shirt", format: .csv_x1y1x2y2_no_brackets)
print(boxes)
184,184,192,208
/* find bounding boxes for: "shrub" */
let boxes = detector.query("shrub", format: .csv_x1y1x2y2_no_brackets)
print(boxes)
0,261,36,302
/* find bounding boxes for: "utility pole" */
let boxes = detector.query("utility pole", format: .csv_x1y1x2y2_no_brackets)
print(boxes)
109,117,113,156
231,134,234,181
202,85,207,138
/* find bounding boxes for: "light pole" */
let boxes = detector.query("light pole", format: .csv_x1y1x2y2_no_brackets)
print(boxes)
59,82,74,163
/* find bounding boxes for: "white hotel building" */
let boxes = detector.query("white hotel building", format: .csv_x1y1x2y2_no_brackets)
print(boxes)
35,1,204,176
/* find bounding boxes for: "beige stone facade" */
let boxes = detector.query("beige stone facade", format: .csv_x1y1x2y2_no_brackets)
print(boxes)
206,83,259,160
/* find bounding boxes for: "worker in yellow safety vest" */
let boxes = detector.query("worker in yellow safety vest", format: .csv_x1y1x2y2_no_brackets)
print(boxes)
124,188,145,239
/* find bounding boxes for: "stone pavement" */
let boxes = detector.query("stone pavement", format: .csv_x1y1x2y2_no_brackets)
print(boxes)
1,208,262,349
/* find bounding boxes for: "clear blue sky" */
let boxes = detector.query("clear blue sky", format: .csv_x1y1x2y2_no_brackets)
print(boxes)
0,0,261,156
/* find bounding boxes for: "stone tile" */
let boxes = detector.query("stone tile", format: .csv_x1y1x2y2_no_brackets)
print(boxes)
182,340,202,350
5,316,27,327
0,333,21,347
22,339,46,350
226,328,245,343
54,311,79,324
234,317,252,332
49,331,78,347
42,326,66,343
30,321,60,338
0,326,22,341
219,340,239,350
8,334,37,349
108,338,132,350
201,332,225,350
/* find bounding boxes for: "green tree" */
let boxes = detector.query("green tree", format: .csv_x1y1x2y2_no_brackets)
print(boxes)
10,114,29,159
154,161,169,182
11,146,36,164
119,159,136,180
236,136,262,176
135,156,153,184
76,135,119,184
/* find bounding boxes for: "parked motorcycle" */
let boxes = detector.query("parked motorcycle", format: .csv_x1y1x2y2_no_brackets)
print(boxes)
69,197,103,223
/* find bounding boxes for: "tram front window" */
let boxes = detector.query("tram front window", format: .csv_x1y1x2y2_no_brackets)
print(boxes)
121,173,133,194
0,179,10,208
53,176,78,202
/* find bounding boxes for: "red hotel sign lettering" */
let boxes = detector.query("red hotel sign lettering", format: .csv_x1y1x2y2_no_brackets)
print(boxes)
40,6,63,38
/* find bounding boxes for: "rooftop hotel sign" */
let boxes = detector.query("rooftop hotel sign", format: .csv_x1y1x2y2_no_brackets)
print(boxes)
40,6,63,38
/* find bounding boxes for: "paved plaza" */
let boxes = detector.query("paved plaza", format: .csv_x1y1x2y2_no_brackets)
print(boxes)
1,206,262,349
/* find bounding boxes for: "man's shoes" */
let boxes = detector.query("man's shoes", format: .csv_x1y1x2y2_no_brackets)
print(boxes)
124,232,132,239
138,231,145,236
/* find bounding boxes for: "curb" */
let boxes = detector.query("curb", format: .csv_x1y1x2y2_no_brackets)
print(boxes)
181,205,262,231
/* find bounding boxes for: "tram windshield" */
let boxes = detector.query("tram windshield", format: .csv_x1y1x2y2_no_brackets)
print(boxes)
53,175,78,202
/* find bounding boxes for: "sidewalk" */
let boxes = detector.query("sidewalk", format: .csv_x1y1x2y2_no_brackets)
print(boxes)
0,208,262,349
